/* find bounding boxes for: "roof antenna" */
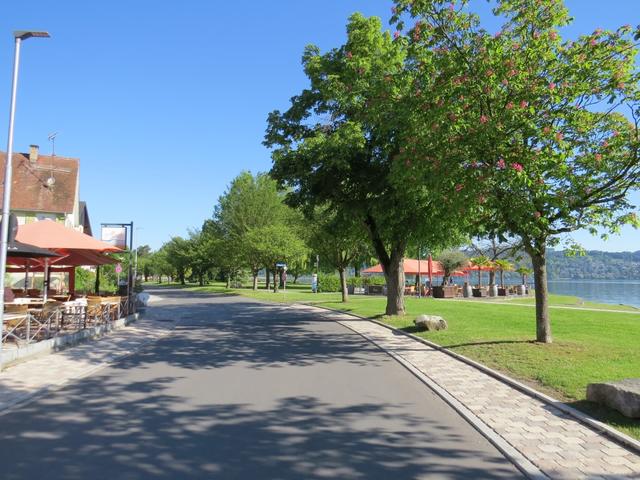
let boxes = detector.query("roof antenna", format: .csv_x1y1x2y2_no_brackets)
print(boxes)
46,132,58,187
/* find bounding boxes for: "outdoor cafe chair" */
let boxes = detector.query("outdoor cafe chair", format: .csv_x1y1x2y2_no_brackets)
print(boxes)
86,296,108,325
3,304,30,344
30,302,62,340
27,289,41,298
61,299,86,330
103,296,121,321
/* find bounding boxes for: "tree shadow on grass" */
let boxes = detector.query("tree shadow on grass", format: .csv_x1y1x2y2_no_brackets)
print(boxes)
438,339,536,349
563,400,640,440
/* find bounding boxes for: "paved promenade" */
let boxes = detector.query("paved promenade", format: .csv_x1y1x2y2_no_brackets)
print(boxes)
1,290,638,478
297,305,640,479
0,314,173,414
0,290,522,479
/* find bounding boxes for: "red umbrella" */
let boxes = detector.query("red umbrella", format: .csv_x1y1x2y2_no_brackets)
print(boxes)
14,220,121,299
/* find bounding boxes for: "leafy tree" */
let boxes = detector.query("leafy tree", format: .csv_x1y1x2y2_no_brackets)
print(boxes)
516,265,533,285
202,219,243,289
149,247,174,283
436,249,468,285
245,224,307,293
213,171,301,289
493,259,514,288
469,255,492,287
135,245,153,282
286,254,312,284
266,13,467,315
74,267,95,294
391,0,640,342
186,230,217,286
308,209,371,302
469,237,520,286
162,237,191,285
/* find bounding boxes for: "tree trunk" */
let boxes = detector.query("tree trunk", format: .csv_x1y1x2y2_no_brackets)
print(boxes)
339,267,349,303
252,271,258,291
226,273,231,289
199,274,204,286
354,265,361,277
489,270,495,286
500,270,505,288
265,269,270,290
363,214,405,316
383,253,405,315
529,245,552,343
293,274,299,284
273,267,279,293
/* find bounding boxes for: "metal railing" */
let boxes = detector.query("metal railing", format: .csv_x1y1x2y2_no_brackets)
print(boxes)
2,294,137,346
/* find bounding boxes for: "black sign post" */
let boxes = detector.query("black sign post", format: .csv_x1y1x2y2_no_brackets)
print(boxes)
101,222,134,313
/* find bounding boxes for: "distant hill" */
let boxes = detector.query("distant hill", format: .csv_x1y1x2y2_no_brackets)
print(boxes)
546,250,640,280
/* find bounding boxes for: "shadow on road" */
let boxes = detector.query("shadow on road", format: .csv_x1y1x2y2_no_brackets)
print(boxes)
0,376,517,479
0,289,521,479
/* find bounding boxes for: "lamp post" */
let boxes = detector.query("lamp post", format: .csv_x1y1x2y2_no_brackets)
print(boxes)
0,31,50,365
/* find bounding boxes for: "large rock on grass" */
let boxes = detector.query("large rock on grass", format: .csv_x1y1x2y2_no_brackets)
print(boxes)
414,315,448,331
586,378,640,418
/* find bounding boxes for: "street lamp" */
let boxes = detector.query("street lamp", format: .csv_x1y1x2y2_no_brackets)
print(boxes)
0,30,50,365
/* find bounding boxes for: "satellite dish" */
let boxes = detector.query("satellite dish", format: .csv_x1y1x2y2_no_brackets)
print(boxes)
47,132,58,188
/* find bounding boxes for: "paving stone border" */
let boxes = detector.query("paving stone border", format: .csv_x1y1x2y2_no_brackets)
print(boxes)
293,304,640,479
367,315,640,455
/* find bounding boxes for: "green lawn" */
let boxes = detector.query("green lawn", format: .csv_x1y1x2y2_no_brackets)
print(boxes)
157,281,640,439
506,294,639,312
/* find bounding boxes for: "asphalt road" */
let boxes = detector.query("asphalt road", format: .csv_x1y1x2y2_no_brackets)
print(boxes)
0,288,523,479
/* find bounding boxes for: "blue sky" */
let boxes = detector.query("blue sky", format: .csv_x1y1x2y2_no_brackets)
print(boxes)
1,0,638,252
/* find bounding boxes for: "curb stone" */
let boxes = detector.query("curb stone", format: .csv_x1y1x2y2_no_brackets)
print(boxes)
294,303,640,455
337,316,549,480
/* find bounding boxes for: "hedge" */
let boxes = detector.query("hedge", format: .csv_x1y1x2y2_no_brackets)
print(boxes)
317,274,341,293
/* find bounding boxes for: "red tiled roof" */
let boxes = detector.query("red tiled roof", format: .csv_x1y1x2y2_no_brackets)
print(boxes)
0,151,78,214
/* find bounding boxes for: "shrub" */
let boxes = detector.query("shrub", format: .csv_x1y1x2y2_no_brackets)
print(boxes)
347,276,363,287
362,276,386,286
317,274,341,292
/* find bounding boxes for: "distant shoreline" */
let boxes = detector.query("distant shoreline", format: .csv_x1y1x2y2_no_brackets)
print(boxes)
548,279,640,283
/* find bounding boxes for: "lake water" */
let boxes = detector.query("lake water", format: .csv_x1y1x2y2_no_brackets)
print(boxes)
546,280,640,309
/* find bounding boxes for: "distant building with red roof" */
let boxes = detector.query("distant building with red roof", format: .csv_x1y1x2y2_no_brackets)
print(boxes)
0,145,92,235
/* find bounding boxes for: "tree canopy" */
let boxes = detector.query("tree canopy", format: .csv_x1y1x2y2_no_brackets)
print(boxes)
266,13,471,315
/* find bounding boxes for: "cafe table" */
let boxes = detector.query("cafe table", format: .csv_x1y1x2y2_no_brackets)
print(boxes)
10,298,44,308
